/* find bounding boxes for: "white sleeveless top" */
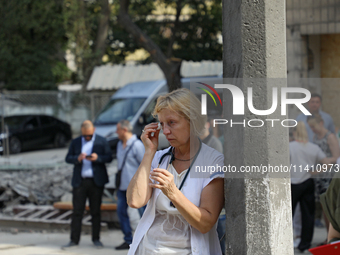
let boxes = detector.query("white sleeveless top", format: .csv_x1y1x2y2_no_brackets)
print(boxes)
135,164,192,255
128,144,224,255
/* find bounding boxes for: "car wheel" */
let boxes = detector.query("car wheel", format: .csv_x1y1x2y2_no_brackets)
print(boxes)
54,132,66,148
10,136,21,154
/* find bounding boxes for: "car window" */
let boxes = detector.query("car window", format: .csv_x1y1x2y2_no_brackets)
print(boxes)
94,98,146,125
24,117,39,130
143,98,157,124
40,116,52,127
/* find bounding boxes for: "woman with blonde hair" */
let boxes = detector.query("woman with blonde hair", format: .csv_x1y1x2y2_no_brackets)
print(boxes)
307,114,340,161
290,121,332,252
126,88,224,254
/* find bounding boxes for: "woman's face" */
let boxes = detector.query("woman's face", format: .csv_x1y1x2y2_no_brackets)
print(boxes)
308,120,323,134
157,108,190,148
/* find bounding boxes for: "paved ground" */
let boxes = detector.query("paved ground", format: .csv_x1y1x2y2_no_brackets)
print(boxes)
0,224,329,255
0,229,128,255
294,226,327,254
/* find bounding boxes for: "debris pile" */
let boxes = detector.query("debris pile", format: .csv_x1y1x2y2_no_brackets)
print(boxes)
0,166,73,213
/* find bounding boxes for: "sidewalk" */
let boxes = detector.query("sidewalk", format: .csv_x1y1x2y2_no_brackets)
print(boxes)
0,229,128,255
294,225,327,254
0,225,328,255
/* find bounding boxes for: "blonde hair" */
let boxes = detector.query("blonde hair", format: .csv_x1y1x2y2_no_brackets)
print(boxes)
307,113,324,126
152,88,207,136
293,121,309,143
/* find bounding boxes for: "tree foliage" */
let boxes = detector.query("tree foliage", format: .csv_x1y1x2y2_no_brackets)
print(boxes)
111,0,222,64
0,0,68,90
116,0,222,91
0,0,222,90
63,0,110,87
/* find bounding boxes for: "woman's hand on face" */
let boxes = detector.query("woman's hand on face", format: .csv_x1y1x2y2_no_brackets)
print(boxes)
141,122,161,153
149,168,177,199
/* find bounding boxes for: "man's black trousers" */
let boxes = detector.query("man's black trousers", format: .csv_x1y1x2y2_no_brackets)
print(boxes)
291,178,315,251
71,178,104,244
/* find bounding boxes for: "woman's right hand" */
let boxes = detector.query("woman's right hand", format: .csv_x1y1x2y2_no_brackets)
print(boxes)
141,122,161,153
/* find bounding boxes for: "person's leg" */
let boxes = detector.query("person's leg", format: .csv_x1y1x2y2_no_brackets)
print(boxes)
70,182,87,244
293,203,302,237
117,190,132,244
298,179,315,251
88,179,104,242
293,203,302,248
291,182,304,249
320,178,332,233
291,184,301,217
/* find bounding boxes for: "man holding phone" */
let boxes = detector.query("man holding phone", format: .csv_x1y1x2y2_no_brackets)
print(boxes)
63,120,113,249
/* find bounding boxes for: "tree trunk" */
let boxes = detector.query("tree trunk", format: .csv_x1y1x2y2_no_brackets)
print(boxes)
164,59,182,92
83,0,110,89
118,0,182,92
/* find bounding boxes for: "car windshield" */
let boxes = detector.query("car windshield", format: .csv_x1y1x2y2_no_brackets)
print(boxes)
94,98,146,125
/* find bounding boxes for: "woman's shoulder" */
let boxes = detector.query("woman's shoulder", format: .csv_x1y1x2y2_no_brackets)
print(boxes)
200,143,224,161
327,132,337,141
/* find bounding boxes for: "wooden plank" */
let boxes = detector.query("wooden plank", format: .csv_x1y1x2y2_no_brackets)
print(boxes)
53,202,117,211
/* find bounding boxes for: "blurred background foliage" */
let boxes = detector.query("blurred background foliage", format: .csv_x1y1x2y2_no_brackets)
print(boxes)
0,0,222,90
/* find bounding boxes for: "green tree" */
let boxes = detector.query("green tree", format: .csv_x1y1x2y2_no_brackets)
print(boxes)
0,0,68,90
62,0,222,90
63,0,110,88
115,0,222,91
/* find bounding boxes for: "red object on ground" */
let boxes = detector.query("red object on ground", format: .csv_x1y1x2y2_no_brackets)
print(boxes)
309,241,340,255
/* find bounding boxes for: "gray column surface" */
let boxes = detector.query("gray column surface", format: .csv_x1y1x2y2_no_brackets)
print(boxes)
223,0,293,255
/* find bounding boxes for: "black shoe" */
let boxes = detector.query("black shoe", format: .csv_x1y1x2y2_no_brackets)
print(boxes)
61,241,78,249
93,240,104,249
115,242,130,250
298,244,310,253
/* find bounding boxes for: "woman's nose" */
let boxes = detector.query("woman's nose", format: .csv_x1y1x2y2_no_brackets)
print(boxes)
163,125,170,134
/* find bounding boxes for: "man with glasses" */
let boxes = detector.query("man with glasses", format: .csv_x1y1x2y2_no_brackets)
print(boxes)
63,120,113,249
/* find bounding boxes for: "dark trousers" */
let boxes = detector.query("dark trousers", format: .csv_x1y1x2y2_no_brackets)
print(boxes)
71,178,104,244
291,178,315,251
117,190,146,244
117,190,133,244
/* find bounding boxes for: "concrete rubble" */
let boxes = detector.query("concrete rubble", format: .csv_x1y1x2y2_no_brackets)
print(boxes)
0,166,73,215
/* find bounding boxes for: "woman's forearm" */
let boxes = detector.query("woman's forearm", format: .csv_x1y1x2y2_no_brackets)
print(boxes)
169,179,224,234
127,151,155,208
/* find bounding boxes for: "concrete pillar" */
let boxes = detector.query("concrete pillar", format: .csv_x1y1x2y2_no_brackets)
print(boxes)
223,0,294,254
